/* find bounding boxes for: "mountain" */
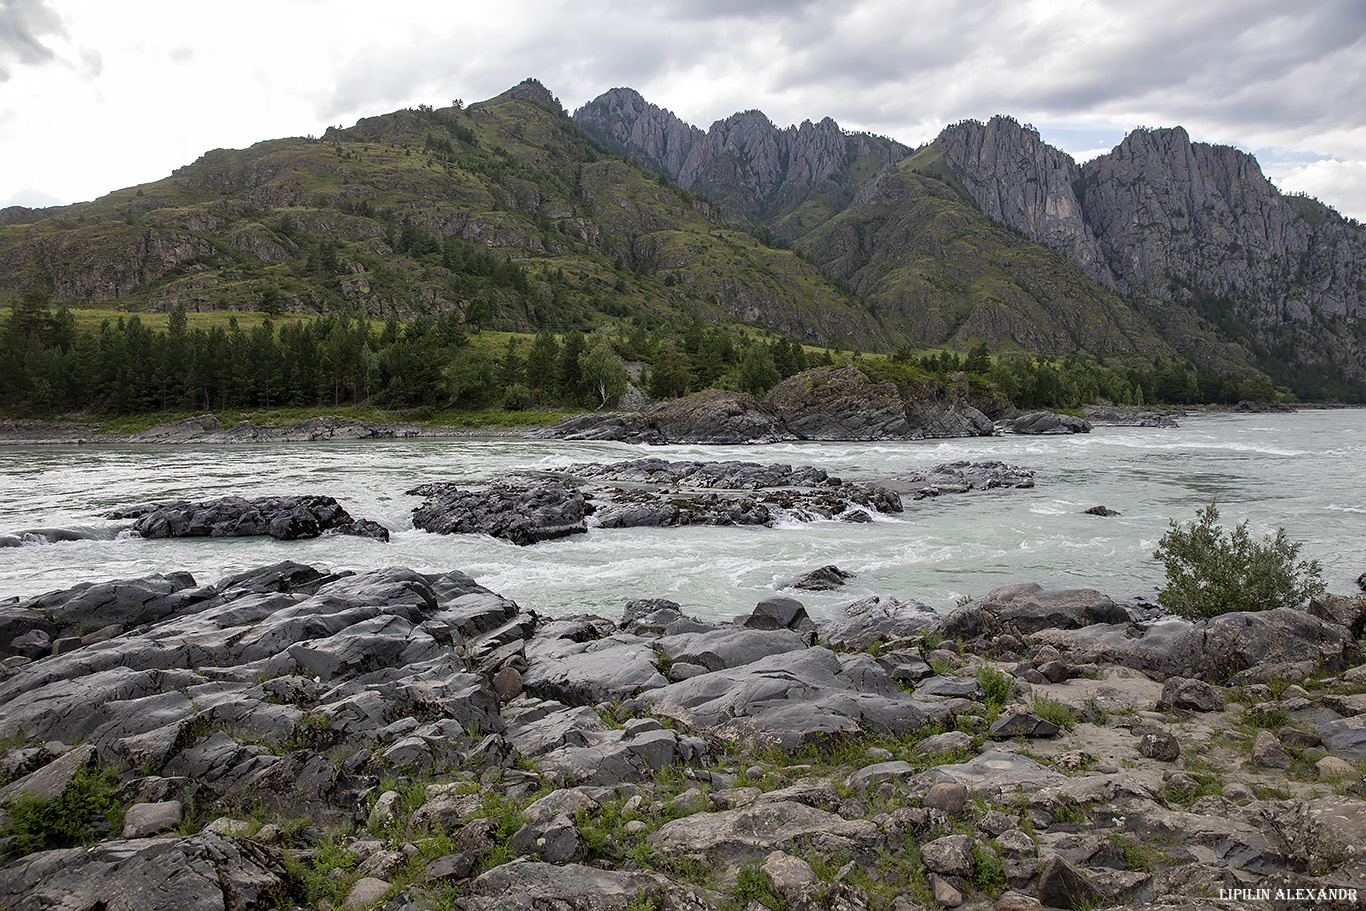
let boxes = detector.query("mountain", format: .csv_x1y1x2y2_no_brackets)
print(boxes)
3,79,1364,398
0,80,893,349
575,93,1366,394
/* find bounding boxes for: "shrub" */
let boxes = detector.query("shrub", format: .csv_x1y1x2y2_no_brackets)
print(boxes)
1153,501,1324,621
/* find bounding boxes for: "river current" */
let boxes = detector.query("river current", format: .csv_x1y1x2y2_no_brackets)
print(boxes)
1,410,1361,623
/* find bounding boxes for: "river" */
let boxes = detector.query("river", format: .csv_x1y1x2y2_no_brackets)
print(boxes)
1,410,1361,623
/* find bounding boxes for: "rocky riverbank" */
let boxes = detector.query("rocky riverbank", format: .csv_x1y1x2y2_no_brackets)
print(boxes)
2,561,1365,911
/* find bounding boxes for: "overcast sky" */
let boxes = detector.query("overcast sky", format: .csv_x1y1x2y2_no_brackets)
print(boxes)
3,0,1364,220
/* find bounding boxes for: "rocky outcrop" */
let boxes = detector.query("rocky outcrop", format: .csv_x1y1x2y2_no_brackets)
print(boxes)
871,460,1034,499
575,88,904,227
937,117,1366,377
939,116,1115,287
124,495,389,542
4,564,1366,910
409,476,588,545
539,365,995,443
1001,411,1093,435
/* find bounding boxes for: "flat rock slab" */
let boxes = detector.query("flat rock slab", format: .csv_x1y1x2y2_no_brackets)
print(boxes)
0,833,286,911
650,799,871,858
1032,608,1357,682
520,635,667,705
473,858,672,906
907,749,1066,793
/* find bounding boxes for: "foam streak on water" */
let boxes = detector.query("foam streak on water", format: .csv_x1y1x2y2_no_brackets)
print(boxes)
0,411,1361,622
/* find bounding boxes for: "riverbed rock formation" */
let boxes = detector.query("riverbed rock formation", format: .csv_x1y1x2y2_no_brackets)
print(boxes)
409,458,1033,544
117,495,390,542
1,565,1364,909
540,365,995,444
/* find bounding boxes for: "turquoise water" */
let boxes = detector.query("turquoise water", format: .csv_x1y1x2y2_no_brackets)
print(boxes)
0,410,1361,622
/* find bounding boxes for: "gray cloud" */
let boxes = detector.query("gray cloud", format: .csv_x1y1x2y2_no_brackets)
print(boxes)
0,0,64,81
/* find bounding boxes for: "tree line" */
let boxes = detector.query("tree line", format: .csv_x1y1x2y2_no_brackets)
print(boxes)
0,290,1285,420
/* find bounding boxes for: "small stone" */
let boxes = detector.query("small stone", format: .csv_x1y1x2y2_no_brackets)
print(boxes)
1158,676,1226,713
342,877,390,910
1251,730,1291,769
203,816,253,836
1036,854,1101,909
919,833,975,877
121,800,183,838
1038,660,1069,683
492,666,522,701
424,852,475,882
1222,782,1255,804
51,636,82,655
1138,731,1180,762
924,782,968,817
367,789,401,830
1278,727,1321,748
762,850,818,902
995,891,1045,911
1317,755,1355,778
929,872,963,908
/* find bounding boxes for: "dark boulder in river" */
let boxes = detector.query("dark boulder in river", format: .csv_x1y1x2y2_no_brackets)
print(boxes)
409,476,588,545
127,495,389,542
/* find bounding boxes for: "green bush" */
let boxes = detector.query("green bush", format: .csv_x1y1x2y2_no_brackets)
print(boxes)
1,766,123,855
1153,501,1325,620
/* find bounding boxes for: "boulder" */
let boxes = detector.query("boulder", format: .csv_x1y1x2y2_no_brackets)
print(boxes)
1032,607,1358,683
1307,593,1366,638
409,476,586,545
1036,855,1102,909
783,565,853,591
1003,411,1093,434
763,365,913,440
819,595,941,649
0,833,287,911
132,495,387,541
935,583,1130,641
650,799,872,859
1157,677,1226,713
472,859,672,908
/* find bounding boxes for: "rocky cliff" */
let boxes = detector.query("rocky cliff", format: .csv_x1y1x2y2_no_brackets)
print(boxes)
575,88,904,232
937,117,1366,383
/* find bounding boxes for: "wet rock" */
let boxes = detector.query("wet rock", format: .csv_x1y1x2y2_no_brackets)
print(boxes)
1084,505,1121,517
132,495,388,541
409,476,587,545
784,565,852,591
871,460,1035,499
1002,411,1092,434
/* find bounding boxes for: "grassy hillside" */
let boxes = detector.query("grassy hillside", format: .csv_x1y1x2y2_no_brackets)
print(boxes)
0,81,895,352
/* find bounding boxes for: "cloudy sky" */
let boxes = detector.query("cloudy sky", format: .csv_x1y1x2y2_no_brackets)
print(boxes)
3,0,1365,219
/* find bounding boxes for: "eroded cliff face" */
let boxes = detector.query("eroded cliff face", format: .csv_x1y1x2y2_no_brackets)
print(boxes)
939,118,1366,326
574,88,902,227
937,117,1115,288
1079,127,1365,324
